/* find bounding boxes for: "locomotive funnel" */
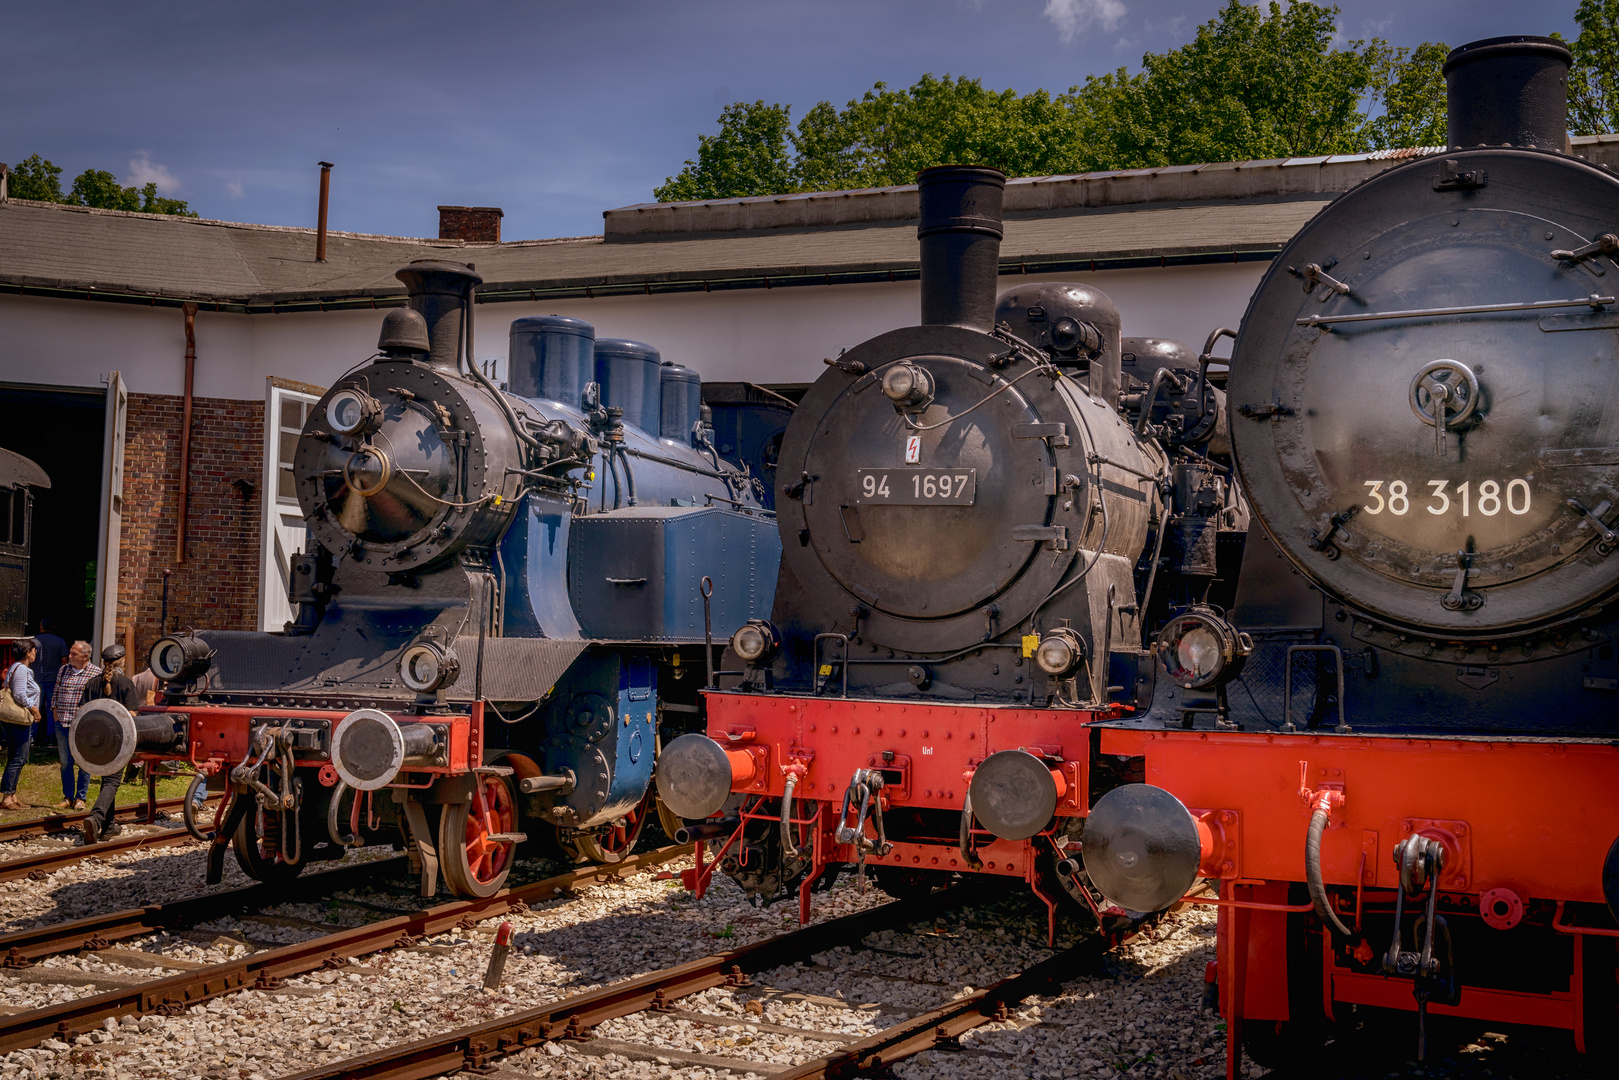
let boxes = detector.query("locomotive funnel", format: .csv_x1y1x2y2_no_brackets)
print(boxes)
331,709,441,791
69,700,186,778
394,259,483,373
1080,784,1203,912
655,732,755,821
916,165,1006,332
1444,36,1571,151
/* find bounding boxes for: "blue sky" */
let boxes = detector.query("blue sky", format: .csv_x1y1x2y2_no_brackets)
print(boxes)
2,1,1581,240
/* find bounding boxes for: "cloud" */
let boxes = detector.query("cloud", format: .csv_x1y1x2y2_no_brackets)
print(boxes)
1044,0,1126,43
225,179,245,199
126,151,182,193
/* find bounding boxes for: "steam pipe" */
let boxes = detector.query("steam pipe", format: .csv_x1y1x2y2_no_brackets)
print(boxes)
176,303,197,564
916,165,1006,331
316,162,333,262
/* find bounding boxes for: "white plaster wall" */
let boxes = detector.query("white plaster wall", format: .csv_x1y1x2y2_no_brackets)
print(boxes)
0,260,1266,399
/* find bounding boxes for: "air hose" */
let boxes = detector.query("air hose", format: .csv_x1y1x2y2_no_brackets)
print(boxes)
1305,803,1355,937
780,773,800,860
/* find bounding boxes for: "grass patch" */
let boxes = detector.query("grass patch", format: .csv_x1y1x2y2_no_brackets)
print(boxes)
0,736,195,822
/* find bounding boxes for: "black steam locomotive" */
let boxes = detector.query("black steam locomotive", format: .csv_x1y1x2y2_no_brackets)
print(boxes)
654,165,1245,936
0,448,49,643
72,260,783,897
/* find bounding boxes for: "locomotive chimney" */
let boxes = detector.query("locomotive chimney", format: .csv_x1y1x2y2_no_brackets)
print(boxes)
394,259,483,373
916,165,1006,331
1443,35,1571,151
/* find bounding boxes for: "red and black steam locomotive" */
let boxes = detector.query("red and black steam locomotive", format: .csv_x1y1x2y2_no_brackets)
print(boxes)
656,33,1619,1071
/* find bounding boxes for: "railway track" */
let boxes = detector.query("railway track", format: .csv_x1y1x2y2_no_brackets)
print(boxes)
0,798,188,845
276,887,1101,1080
0,854,409,967
0,822,196,884
0,844,688,1053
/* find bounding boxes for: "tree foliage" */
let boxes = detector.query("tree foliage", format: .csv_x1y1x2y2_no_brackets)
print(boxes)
7,153,197,216
655,1,1461,201
1568,0,1619,136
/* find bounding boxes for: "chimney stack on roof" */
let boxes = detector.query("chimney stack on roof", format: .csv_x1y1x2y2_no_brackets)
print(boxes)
438,206,504,243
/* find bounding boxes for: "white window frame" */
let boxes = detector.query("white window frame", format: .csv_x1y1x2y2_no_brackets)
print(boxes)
258,378,324,632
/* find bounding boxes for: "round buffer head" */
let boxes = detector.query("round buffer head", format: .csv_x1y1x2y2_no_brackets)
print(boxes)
969,749,1059,841
331,708,408,791
654,733,735,821
1081,783,1202,912
71,699,137,778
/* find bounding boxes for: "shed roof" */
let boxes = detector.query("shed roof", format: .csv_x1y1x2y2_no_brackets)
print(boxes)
4,137,1616,315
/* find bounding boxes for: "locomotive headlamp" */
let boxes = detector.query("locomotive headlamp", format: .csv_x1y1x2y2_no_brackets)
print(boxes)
326,388,383,436
1156,608,1251,689
730,620,779,665
1034,628,1086,677
149,633,213,684
881,362,935,409
398,640,461,693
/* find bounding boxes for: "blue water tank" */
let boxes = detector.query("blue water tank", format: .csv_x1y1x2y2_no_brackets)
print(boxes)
509,316,594,406
659,362,702,443
595,339,662,433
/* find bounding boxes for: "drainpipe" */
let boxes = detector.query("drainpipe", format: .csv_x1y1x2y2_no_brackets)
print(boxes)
316,162,334,262
177,302,197,564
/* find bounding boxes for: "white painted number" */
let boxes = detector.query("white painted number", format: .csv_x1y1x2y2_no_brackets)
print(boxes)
1363,478,1531,518
862,473,890,497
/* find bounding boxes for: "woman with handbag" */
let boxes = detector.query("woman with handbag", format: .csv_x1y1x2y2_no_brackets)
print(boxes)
2,639,43,810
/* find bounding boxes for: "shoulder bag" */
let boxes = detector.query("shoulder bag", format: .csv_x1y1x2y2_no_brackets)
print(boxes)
0,664,35,725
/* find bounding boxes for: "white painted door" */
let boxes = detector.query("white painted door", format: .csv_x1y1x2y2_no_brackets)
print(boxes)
259,381,322,632
92,371,127,654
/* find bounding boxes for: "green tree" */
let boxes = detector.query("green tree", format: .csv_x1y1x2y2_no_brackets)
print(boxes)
655,101,794,202
1069,1,1392,169
6,154,197,215
1568,0,1619,136
1367,42,1450,149
7,154,65,202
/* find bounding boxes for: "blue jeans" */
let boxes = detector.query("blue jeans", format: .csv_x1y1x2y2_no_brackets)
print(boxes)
56,721,90,802
1,722,31,795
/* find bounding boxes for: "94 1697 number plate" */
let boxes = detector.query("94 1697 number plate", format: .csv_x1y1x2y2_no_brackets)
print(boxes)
856,468,976,505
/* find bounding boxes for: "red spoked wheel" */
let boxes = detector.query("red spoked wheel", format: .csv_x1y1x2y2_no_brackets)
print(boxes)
439,774,518,898
566,788,651,866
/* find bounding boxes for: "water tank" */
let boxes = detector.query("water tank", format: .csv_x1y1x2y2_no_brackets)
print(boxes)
660,362,702,443
508,316,594,406
595,339,662,433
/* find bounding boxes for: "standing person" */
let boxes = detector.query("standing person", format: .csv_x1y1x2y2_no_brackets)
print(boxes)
79,645,143,843
51,641,99,810
31,619,66,736
2,640,42,810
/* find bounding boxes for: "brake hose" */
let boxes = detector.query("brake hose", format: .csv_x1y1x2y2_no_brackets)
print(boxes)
1306,803,1355,936
780,773,800,861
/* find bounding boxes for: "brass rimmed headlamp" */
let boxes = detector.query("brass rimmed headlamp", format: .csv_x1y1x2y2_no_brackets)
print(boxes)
326,388,383,436
1156,607,1251,689
398,639,461,694
1034,627,1086,677
729,620,780,665
881,362,935,410
343,445,393,497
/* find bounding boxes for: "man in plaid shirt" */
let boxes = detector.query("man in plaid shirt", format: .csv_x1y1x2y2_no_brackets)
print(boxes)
52,641,100,810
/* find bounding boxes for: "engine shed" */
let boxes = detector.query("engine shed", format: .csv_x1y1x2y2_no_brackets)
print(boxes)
3,140,1618,658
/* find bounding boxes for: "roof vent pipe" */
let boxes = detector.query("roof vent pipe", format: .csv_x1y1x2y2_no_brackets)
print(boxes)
316,162,334,262
1443,36,1571,152
394,259,483,373
915,165,1006,332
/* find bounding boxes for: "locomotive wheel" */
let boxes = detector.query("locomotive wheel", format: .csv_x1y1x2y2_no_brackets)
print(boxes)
232,803,308,884
654,793,684,845
566,789,652,865
439,774,518,898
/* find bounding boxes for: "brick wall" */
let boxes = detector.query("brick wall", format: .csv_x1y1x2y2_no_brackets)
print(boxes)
437,205,503,243
119,392,264,659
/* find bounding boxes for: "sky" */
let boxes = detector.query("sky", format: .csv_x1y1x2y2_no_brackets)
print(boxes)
1,0,1583,241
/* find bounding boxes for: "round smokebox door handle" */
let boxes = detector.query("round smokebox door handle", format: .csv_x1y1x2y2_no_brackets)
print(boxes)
1409,359,1480,457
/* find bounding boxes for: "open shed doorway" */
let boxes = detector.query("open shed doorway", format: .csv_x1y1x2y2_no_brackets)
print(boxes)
0,384,105,644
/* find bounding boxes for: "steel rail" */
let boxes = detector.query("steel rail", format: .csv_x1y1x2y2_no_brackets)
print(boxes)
772,935,1110,1079
0,845,689,1053
0,855,409,968
276,887,974,1080
0,828,196,883
0,798,189,845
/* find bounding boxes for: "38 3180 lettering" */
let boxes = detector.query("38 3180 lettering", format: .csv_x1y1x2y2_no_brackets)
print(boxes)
1362,478,1531,517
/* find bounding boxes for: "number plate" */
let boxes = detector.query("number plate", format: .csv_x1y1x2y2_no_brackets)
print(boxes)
855,468,976,505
